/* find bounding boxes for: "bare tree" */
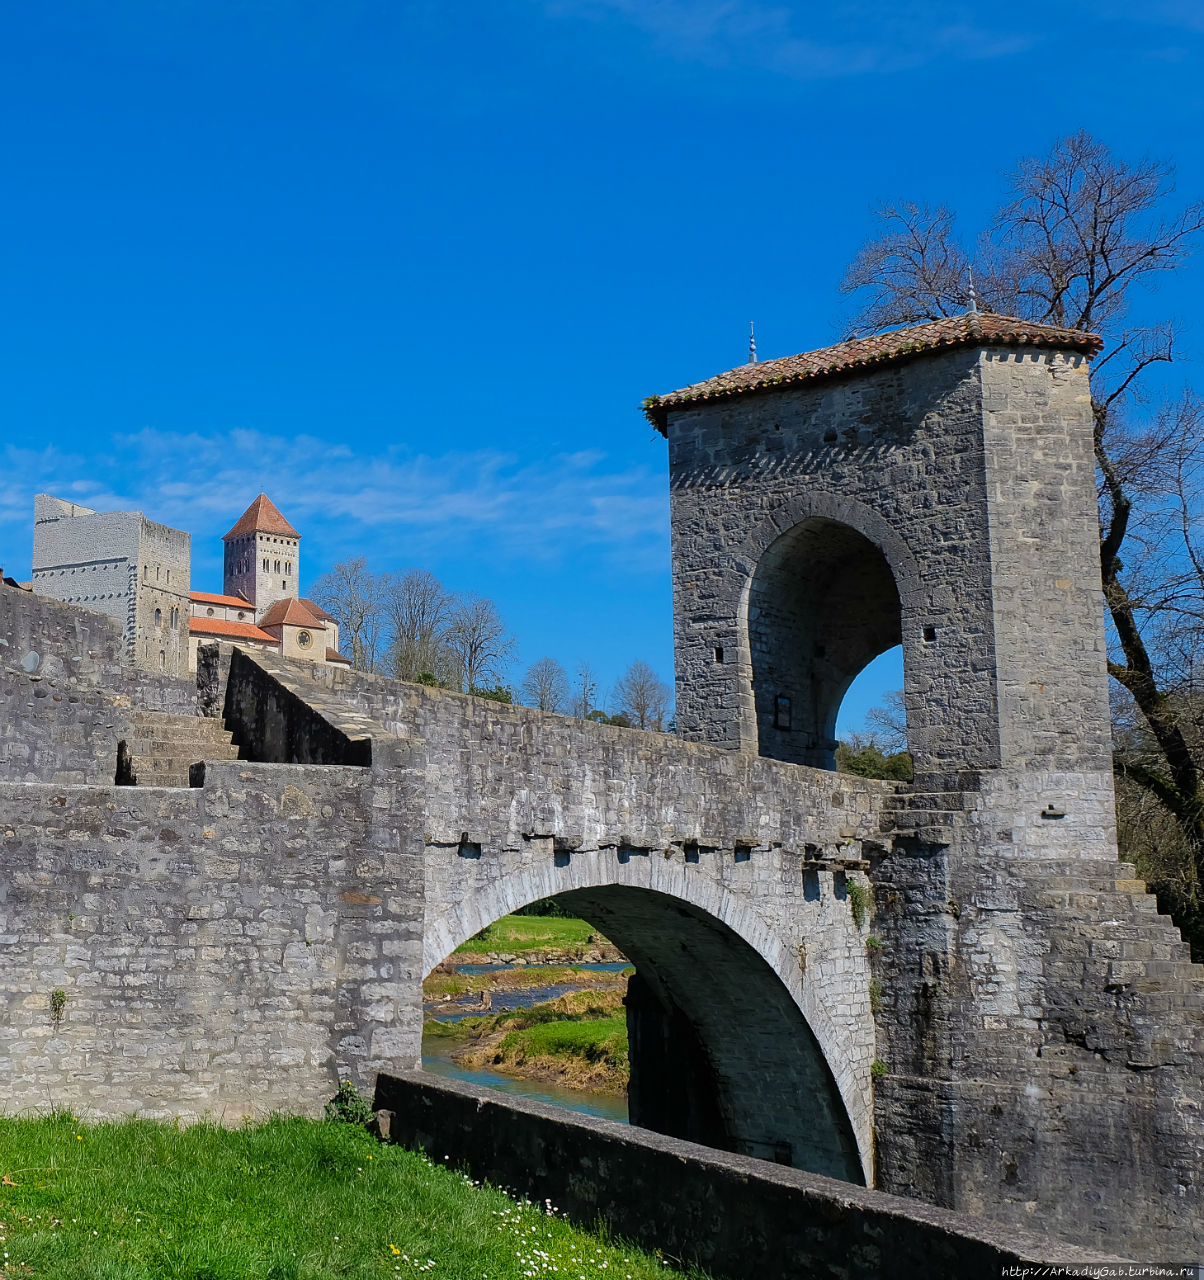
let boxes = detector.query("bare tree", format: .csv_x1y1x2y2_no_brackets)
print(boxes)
385,569,456,684
444,594,516,693
574,662,598,719
522,657,570,713
308,556,385,671
865,689,908,755
841,130,1204,937
613,660,672,731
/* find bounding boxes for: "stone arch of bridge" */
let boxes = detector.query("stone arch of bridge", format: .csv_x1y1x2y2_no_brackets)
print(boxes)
735,492,922,769
423,856,871,1184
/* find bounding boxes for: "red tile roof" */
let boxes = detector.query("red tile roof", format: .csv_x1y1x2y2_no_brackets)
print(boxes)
642,313,1104,434
258,597,326,629
189,617,276,643
299,597,336,623
223,494,301,541
190,590,251,609
326,647,351,665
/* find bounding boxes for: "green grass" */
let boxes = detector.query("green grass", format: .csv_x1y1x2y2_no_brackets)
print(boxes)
0,1113,706,1279
453,915,607,956
438,991,631,1095
423,965,633,1001
498,1016,629,1071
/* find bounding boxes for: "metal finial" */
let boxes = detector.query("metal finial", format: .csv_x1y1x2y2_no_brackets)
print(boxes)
967,267,979,315
749,321,758,364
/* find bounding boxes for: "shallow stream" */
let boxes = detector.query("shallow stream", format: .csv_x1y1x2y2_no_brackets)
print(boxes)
421,962,630,1125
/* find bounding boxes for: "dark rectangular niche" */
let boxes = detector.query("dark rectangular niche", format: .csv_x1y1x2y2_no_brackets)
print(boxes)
803,868,821,902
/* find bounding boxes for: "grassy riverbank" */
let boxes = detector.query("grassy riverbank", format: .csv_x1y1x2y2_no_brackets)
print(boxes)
453,914,611,958
429,990,630,1095
424,964,633,1003
0,1113,703,1279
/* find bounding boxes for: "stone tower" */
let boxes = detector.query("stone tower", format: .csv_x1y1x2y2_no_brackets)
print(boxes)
222,494,301,617
650,312,1114,858
31,493,191,675
648,314,1204,1255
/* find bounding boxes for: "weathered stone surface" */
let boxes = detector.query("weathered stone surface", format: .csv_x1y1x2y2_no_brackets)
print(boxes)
374,1070,1122,1280
2,333,1203,1264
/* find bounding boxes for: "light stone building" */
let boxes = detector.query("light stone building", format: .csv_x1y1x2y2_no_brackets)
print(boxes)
30,491,346,675
187,493,346,671
31,493,191,675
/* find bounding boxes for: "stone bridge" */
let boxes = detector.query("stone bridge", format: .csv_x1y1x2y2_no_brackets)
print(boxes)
3,312,1204,1265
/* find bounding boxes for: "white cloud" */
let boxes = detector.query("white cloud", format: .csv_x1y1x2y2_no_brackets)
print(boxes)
542,0,1034,79
0,427,668,581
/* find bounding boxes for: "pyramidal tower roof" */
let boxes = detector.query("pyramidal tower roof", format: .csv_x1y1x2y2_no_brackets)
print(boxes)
222,494,301,541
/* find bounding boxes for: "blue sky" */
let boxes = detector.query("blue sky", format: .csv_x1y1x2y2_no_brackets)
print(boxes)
3,2,1203,728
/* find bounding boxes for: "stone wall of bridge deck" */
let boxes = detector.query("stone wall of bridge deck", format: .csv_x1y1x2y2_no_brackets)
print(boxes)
1,581,198,786
0,762,424,1120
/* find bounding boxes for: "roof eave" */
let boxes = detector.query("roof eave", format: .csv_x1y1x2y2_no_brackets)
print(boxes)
643,329,1103,438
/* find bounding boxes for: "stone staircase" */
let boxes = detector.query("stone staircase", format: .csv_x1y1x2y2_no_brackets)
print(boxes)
878,789,973,846
119,711,241,788
879,788,1204,998
1031,858,1204,995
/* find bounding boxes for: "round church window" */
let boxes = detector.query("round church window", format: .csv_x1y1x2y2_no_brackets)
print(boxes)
297,630,312,649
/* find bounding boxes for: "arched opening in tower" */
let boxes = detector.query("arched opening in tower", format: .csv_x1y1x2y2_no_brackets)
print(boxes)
748,517,903,769
421,885,864,1186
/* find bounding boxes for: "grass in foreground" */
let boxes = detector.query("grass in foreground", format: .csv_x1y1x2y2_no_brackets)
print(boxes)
453,916,608,957
0,1114,705,1280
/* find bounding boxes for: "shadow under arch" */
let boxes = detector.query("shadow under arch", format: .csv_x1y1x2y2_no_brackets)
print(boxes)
423,872,866,1186
742,504,911,769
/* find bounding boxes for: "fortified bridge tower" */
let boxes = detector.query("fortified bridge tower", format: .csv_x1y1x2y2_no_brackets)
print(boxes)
647,312,1204,1252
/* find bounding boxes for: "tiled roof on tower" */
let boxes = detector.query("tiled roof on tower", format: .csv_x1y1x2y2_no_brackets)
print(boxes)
258,597,326,629
223,494,301,541
641,313,1104,434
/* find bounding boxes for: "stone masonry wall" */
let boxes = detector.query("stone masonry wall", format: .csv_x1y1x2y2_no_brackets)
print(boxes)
667,346,1005,772
375,1071,1114,1280
0,582,196,785
221,651,892,1179
0,760,424,1119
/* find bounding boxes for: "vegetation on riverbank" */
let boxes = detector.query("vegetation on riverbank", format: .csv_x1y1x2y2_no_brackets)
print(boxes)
453,913,615,959
0,1112,703,1279
429,989,630,1095
423,964,633,1003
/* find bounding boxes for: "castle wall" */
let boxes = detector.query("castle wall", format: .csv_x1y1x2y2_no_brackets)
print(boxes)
0,582,195,785
0,763,422,1121
133,518,191,676
31,495,191,677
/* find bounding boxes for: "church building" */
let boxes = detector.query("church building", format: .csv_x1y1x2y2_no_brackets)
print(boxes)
186,493,349,672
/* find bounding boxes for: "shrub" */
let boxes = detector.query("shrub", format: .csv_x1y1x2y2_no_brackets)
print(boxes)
324,1080,374,1126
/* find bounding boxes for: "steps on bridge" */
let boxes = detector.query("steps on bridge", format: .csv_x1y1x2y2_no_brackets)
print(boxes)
878,790,975,845
120,711,241,788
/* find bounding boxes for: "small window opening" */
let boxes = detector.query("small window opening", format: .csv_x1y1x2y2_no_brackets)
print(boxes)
923,625,937,642
774,695,792,730
154,608,162,626
714,645,724,664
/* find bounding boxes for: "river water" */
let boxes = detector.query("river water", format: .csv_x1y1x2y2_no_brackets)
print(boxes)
421,962,630,1125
